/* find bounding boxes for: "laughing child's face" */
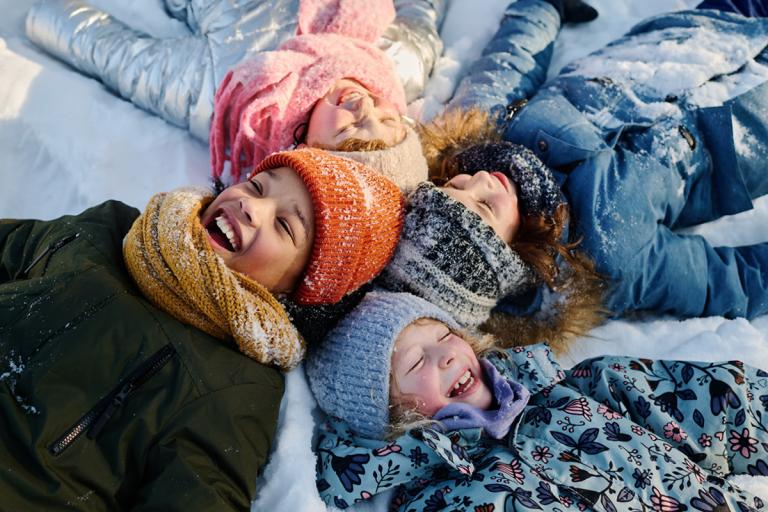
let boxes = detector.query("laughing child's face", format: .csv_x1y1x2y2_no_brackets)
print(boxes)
442,171,522,244
200,166,315,293
390,318,493,417
306,79,405,149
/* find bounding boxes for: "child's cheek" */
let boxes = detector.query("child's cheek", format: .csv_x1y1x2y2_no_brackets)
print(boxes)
418,374,445,417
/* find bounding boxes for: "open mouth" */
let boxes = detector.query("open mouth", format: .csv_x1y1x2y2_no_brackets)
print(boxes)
337,88,364,106
205,210,240,252
448,369,476,398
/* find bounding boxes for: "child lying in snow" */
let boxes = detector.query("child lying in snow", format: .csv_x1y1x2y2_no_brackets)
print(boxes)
25,0,433,190
377,132,604,352
307,291,768,511
375,1,768,350
0,148,403,510
429,0,768,321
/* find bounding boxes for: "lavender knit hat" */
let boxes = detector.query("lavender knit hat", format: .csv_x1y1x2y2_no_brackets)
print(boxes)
305,291,459,439
377,182,536,328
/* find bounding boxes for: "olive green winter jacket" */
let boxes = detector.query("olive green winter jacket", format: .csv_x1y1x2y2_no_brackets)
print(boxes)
0,200,284,511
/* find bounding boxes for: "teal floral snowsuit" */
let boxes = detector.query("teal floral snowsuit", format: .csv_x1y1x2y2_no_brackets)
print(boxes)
314,345,768,511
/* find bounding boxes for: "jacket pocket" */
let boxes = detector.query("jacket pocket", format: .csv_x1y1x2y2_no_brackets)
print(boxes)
48,343,176,456
21,232,80,279
503,95,611,170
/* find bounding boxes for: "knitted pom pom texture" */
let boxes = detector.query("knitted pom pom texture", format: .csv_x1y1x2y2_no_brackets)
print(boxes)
297,0,394,40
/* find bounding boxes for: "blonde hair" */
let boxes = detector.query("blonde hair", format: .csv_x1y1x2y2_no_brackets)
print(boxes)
334,137,389,152
386,320,498,439
418,108,607,353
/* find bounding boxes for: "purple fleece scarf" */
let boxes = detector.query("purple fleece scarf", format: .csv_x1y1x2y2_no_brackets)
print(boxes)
433,359,530,439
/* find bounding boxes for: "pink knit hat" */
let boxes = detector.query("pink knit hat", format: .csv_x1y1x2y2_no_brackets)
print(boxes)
297,0,394,40
209,0,406,184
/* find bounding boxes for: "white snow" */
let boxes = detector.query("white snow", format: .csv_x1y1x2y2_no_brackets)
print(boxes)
1,0,768,508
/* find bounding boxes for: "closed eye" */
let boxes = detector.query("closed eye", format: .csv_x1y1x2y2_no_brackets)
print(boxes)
408,356,423,374
437,330,451,343
250,179,263,195
335,125,354,137
278,217,296,245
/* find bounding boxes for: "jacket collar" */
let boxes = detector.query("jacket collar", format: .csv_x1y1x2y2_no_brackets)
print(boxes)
484,343,565,395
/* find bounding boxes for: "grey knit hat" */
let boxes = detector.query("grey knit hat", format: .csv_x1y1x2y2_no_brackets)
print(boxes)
305,291,459,439
377,182,536,328
329,125,427,194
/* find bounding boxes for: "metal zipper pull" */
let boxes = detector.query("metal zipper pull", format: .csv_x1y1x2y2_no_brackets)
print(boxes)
22,232,80,277
48,344,175,455
86,344,175,439
87,383,134,439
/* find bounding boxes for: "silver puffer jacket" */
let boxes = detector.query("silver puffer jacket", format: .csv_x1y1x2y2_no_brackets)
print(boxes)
26,0,444,141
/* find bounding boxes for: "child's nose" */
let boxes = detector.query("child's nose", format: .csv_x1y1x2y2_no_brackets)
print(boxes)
354,95,374,118
472,170,491,184
471,171,498,191
438,349,455,369
240,197,273,228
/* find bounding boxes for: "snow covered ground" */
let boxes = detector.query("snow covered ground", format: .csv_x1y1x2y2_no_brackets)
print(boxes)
1,0,767,509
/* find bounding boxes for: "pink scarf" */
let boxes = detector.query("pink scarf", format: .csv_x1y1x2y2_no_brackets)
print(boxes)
209,0,406,183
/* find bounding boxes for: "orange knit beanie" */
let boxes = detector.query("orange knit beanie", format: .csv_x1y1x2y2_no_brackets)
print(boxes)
250,148,404,305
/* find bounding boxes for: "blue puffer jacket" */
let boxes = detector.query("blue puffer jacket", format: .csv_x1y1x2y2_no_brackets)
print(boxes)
450,1,768,319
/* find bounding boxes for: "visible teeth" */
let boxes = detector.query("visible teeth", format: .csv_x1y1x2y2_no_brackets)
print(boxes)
216,216,239,251
340,91,363,104
451,371,474,396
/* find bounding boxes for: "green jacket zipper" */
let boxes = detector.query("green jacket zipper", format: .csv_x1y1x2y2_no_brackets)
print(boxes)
48,344,176,456
21,232,80,278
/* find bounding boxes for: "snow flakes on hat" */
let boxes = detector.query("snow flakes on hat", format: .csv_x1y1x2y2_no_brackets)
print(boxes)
252,148,404,305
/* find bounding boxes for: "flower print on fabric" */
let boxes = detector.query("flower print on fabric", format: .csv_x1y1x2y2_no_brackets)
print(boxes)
634,468,652,489
326,451,370,492
531,445,552,463
409,446,429,468
649,486,687,512
748,459,768,476
315,349,768,511
562,357,768,479
710,377,742,416
598,402,623,420
664,421,688,443
491,459,525,485
563,397,593,421
729,428,759,459
690,486,729,512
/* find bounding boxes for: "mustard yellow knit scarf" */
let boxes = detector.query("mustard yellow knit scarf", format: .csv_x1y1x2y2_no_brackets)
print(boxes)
123,188,305,370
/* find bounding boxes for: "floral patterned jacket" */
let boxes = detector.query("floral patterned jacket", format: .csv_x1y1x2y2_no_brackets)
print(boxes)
314,344,768,511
